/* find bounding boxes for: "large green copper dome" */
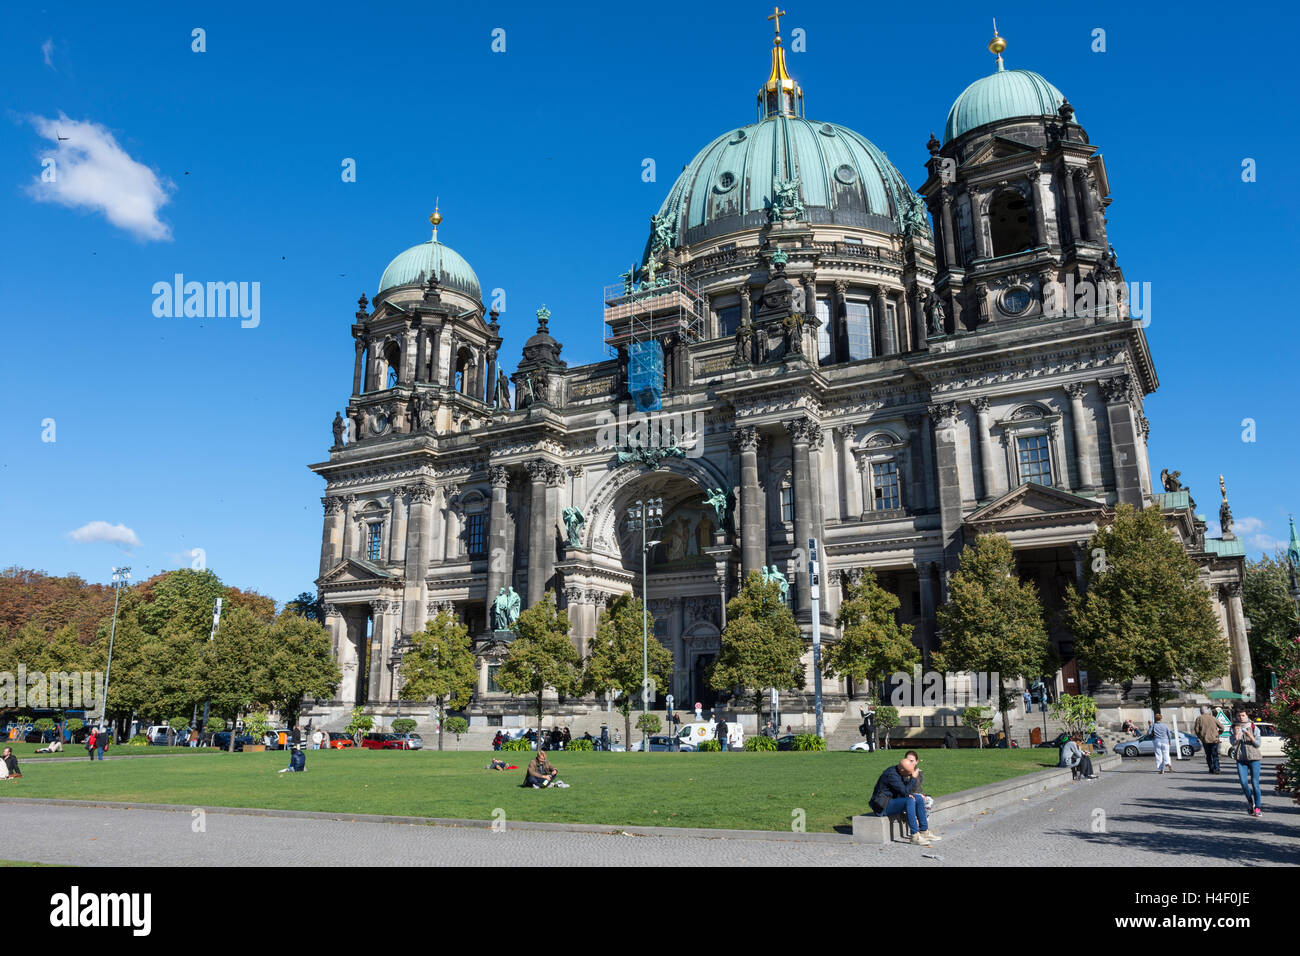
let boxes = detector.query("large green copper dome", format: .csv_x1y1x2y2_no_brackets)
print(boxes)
376,240,482,302
944,67,1067,143
652,114,927,249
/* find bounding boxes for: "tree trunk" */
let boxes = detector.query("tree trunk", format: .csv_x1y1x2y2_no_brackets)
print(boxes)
624,709,632,753
537,689,544,749
999,678,1010,741
437,696,445,752
227,714,236,752
1149,679,1162,712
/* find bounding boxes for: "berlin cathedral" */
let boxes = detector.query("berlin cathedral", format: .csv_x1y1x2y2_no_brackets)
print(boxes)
306,17,1252,732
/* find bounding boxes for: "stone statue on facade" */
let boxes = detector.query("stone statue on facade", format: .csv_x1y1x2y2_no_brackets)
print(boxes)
1219,475,1234,539
733,322,753,364
650,214,676,253
924,291,945,337
1160,468,1184,493
784,312,805,355
619,262,638,295
417,392,436,431
769,177,805,221
703,488,728,527
902,191,931,237
495,369,511,409
331,411,345,447
562,506,586,548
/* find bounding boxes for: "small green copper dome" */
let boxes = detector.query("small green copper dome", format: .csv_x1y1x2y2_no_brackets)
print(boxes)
651,114,927,250
944,68,1067,143
376,240,482,302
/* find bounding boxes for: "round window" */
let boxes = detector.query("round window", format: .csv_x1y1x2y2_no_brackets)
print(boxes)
834,164,857,185
1000,287,1032,316
716,171,737,193
819,123,836,136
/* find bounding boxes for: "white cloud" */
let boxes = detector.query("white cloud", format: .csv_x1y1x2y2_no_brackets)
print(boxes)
68,521,141,548
26,112,174,241
41,39,54,69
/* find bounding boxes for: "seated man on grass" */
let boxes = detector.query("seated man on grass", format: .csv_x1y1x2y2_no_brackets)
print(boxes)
2,747,20,780
523,750,570,789
869,750,939,846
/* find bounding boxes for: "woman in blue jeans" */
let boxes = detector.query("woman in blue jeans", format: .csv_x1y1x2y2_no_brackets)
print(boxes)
1231,710,1263,816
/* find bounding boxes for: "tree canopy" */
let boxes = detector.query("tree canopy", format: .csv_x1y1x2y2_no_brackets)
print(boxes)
583,593,674,748
711,571,805,722
823,569,920,692
495,593,581,736
398,610,477,750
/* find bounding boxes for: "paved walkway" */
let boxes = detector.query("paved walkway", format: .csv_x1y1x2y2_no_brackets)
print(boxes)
0,757,1293,866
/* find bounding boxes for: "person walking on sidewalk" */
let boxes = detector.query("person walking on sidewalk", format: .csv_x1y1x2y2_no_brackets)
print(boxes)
1193,706,1222,774
1231,709,1264,816
1151,712,1174,774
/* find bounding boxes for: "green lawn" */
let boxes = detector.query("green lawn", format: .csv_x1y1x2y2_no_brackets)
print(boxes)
3,743,214,759
0,747,1059,833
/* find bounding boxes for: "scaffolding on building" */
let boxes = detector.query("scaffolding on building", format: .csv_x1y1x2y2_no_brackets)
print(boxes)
602,267,705,359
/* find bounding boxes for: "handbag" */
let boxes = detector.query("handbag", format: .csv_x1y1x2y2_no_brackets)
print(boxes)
1227,740,1240,761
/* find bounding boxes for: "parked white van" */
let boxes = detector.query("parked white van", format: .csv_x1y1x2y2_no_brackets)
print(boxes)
674,719,744,751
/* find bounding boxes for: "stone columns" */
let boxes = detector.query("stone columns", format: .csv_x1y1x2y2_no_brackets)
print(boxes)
903,414,927,512
486,465,511,630
1223,583,1257,701
971,189,990,261
1029,169,1049,247
785,418,817,614
1085,177,1105,244
1060,163,1081,246
1100,376,1143,506
1072,541,1088,590
1065,382,1096,491
735,426,764,577
808,425,829,607
402,322,418,384
871,286,891,356
388,487,408,564
833,279,848,360
368,599,389,702
320,496,345,576
837,425,859,519
526,461,550,606
352,339,365,395
340,494,357,560
429,322,444,386
918,561,939,667
973,397,999,501
401,484,435,636
940,189,958,272
928,401,965,570
715,573,729,629
336,608,362,706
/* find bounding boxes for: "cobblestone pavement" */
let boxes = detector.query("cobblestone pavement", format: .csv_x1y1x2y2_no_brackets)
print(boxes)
0,758,1293,866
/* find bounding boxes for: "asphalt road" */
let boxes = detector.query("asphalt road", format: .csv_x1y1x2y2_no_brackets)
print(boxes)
0,757,1294,866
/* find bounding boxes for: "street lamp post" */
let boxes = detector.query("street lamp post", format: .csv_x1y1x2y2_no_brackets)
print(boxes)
102,566,131,733
626,498,663,748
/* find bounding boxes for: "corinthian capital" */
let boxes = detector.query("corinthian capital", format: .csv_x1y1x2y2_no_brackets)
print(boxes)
1065,382,1088,401
324,496,345,515
1099,375,1133,405
409,483,435,504
525,459,550,482
927,401,960,426
489,464,510,488
733,425,760,451
784,417,819,445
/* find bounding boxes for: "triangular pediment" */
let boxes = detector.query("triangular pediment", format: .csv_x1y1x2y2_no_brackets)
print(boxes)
318,557,393,585
967,135,1039,167
966,482,1109,526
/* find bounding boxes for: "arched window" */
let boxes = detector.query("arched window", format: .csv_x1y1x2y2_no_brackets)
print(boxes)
455,348,473,394
989,188,1032,257
383,341,401,389
1074,171,1092,242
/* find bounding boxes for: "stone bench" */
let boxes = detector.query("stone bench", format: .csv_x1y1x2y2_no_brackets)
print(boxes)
852,812,915,843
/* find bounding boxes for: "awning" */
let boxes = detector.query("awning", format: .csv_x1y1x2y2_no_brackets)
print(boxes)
1207,690,1245,700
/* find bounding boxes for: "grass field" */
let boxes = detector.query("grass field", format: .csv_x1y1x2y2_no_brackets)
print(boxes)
2,743,214,759
0,747,1060,832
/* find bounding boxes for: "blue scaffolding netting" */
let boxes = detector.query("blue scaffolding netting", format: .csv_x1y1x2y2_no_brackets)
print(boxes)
628,339,664,412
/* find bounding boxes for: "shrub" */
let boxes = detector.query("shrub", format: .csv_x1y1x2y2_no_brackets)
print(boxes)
874,705,900,749
744,735,778,752
697,739,722,752
204,717,226,733
502,738,532,752
1048,694,1098,737
391,718,417,735
635,713,662,736
65,718,85,733
128,734,151,747
792,733,826,751
33,718,55,733
344,706,374,738
566,739,594,752
243,711,273,741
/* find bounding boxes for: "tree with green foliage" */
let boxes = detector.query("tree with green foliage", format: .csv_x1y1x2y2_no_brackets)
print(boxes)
933,533,1053,740
444,716,469,750
1243,551,1300,695
961,706,994,748
399,610,477,751
135,569,228,640
495,594,581,738
391,717,417,735
1067,505,1231,708
583,594,673,750
167,714,189,745
264,611,340,731
635,712,662,750
195,605,273,751
243,710,273,744
823,569,920,697
344,706,374,742
1048,694,1098,737
284,591,324,623
710,571,805,722
874,704,900,749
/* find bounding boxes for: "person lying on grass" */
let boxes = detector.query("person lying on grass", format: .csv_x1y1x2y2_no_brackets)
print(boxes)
523,749,569,788
36,739,63,754
487,759,518,771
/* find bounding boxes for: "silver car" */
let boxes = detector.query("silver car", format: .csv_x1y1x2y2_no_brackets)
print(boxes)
1118,729,1199,759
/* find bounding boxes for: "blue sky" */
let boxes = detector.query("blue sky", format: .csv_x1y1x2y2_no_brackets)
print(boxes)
2,0,1297,604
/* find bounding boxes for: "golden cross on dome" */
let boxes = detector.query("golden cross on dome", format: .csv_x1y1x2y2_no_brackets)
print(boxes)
768,6,786,40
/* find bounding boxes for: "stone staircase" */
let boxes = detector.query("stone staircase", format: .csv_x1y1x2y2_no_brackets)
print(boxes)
826,702,870,751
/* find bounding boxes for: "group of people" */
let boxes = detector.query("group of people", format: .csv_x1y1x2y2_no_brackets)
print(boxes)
1191,706,1268,817
491,727,604,751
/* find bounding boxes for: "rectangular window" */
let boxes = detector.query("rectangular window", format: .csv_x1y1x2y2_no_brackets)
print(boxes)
780,486,794,522
487,664,502,693
719,242,736,253
467,513,486,556
872,461,900,510
717,305,741,336
885,302,898,351
845,300,874,361
1018,435,1052,484
816,298,833,364
844,236,863,245
366,523,382,561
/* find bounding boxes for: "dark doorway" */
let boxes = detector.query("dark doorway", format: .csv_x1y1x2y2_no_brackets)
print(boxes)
989,189,1032,257
691,654,717,711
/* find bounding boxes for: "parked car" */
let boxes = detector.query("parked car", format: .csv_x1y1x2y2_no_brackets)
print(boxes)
361,733,401,750
633,735,692,752
1249,722,1285,758
393,732,423,750
325,732,355,750
210,731,256,751
1118,730,1200,759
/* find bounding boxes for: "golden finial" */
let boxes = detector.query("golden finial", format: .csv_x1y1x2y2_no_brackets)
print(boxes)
988,19,1007,70
759,6,800,117
429,197,442,242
